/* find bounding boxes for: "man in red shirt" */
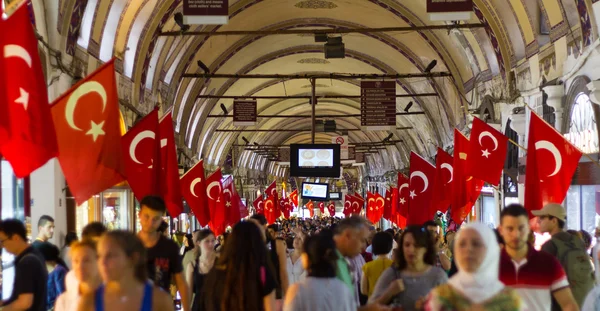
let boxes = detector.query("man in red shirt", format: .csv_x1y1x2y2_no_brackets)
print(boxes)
498,204,579,311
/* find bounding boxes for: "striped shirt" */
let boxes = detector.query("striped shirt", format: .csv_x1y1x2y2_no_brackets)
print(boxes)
499,246,569,311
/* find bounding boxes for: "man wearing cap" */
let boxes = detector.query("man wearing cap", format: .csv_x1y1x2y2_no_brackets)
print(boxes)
535,203,594,310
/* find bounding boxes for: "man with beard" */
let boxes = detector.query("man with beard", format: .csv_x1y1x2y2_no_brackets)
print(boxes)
498,204,578,311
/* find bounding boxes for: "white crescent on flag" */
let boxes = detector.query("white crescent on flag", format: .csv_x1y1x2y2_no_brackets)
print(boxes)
190,178,201,198
129,130,156,165
206,181,222,200
535,140,562,177
478,131,499,151
410,171,429,193
440,163,453,183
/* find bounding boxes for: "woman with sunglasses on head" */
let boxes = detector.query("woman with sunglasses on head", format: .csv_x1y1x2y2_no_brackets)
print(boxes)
77,231,174,311
369,226,448,311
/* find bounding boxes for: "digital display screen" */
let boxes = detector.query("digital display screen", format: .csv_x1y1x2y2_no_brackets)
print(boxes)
290,144,340,178
298,148,334,167
329,192,341,199
301,182,328,199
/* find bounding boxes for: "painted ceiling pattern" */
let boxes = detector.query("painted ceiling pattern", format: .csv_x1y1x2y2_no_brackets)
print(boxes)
54,0,596,176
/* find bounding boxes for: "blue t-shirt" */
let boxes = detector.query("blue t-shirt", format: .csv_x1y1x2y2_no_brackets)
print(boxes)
47,264,68,307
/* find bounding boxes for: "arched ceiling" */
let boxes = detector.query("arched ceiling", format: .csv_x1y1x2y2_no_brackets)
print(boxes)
59,0,593,175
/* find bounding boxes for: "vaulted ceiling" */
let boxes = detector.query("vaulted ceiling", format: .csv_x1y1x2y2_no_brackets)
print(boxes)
56,0,593,176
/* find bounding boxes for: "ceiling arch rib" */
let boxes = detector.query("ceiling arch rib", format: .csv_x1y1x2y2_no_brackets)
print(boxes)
171,19,463,137
209,97,421,164
185,46,448,159
215,107,410,172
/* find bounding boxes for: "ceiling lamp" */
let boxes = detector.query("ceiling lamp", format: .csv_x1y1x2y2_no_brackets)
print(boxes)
314,32,328,42
424,60,437,73
173,13,190,32
324,37,345,59
197,60,210,73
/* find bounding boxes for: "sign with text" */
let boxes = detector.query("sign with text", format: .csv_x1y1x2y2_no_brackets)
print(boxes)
427,0,472,21
233,99,257,126
360,81,396,130
183,0,229,25
332,135,349,159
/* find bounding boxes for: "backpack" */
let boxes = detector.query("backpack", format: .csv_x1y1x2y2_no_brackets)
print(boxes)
551,235,594,307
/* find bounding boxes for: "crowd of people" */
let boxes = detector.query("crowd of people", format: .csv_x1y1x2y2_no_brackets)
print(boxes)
2,197,600,310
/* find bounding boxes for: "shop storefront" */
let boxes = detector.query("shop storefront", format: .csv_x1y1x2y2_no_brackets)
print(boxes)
74,186,136,237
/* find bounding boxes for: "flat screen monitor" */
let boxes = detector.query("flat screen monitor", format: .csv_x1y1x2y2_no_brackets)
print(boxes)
328,192,341,200
290,144,341,177
301,182,329,201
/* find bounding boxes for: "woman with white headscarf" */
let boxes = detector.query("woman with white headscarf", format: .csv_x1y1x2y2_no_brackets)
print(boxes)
425,223,521,310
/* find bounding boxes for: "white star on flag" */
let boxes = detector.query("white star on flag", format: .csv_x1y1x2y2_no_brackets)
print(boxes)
15,88,29,110
409,190,416,199
226,201,231,207
399,197,406,204
481,149,491,158
86,120,105,142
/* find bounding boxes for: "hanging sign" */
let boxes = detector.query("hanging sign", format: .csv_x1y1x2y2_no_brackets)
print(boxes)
360,81,396,130
332,135,349,159
426,0,472,21
183,0,229,25
233,99,257,126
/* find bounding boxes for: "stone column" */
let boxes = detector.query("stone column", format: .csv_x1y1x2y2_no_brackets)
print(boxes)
542,85,566,133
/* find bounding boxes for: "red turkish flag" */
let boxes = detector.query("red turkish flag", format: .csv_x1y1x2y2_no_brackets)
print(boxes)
0,4,58,177
180,160,210,226
290,189,299,206
352,192,364,215
384,189,393,221
343,195,353,218
525,113,582,216
206,168,226,235
408,152,436,225
159,113,182,217
307,200,315,217
51,60,125,205
451,130,484,224
318,201,325,214
432,148,453,214
327,201,336,216
253,196,264,215
237,192,249,219
121,109,161,201
373,193,385,223
366,192,377,223
265,181,279,217
222,176,241,226
398,173,410,219
282,199,291,219
264,195,278,224
468,117,508,186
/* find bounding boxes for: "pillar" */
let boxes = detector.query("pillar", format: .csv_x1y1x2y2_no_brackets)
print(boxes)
30,160,66,247
542,85,566,133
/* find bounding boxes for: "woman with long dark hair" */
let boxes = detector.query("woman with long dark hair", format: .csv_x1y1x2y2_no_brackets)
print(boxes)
77,231,174,311
202,221,276,311
186,229,216,311
368,225,448,310
283,233,356,311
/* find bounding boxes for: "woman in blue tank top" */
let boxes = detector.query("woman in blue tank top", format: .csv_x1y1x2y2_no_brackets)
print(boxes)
77,231,174,311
